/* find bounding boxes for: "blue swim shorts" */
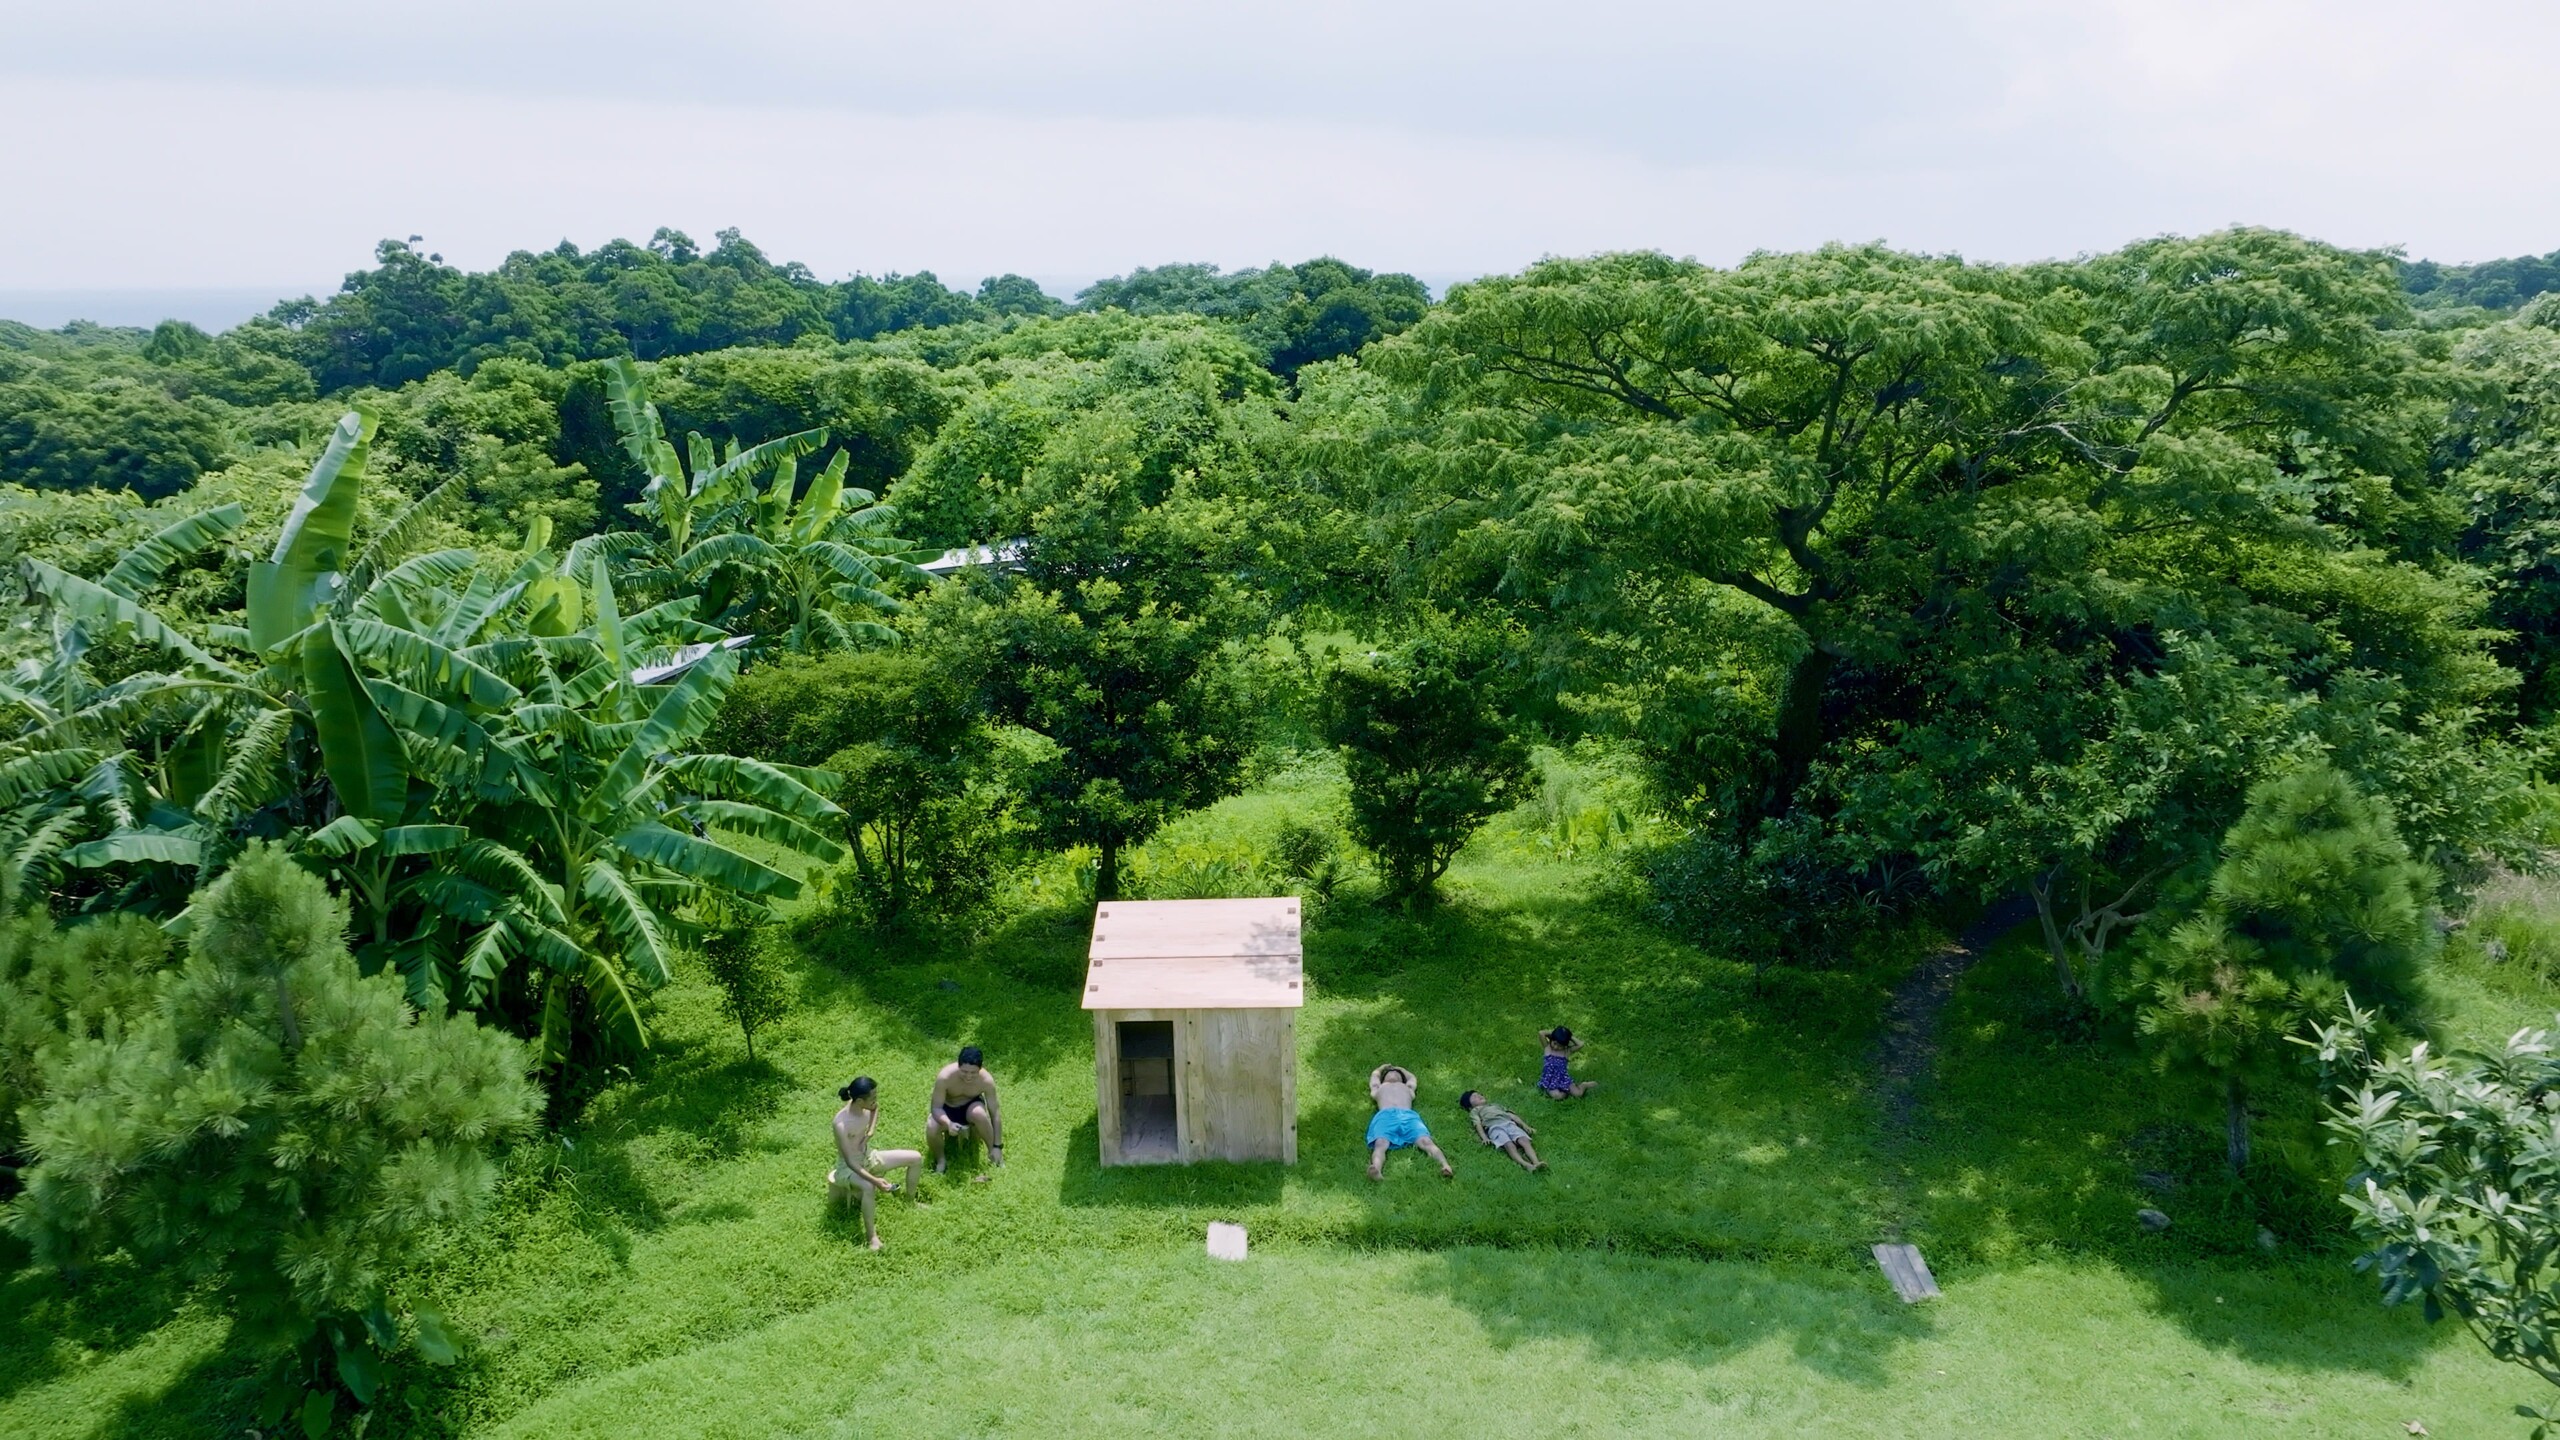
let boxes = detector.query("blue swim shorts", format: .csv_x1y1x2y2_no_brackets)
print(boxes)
1366,1107,1430,1149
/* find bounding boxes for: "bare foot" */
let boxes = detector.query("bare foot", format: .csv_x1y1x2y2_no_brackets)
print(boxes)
867,1235,885,1253
971,1173,992,1185
933,1160,948,1175
1439,1164,1455,1179
990,1146,1005,1167
1367,1165,1383,1182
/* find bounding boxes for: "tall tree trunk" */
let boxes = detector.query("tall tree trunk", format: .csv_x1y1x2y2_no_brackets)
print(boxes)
1095,837,1121,902
1763,646,1836,822
2225,1081,2250,1176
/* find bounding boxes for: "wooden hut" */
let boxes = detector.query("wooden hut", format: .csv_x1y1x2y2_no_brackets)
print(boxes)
1084,897,1302,1166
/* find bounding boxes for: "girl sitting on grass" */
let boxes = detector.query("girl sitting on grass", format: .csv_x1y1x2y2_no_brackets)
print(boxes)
1537,1026,1595,1099
1459,1090,1544,1171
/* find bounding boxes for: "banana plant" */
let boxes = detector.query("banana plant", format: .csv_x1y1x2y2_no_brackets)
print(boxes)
574,356,830,617
377,555,845,1065
734,450,931,652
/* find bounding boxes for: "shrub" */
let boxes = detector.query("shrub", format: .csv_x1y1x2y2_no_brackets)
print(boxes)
720,647,1016,928
1320,634,1529,906
1271,818,1350,908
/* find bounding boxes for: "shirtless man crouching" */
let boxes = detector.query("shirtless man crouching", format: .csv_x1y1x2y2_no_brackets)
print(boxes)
926,1044,1004,1180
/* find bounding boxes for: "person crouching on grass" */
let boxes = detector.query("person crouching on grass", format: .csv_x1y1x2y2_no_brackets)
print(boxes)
829,1077,925,1252
1367,1064,1454,1180
1460,1090,1544,1171
926,1044,1003,1180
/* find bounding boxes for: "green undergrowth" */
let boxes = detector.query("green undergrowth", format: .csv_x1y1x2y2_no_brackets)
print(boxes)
3,760,2553,1435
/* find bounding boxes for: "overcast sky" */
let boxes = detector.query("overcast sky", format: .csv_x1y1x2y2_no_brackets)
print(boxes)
4,0,2558,310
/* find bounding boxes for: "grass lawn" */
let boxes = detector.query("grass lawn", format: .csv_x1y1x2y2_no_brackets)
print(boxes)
0,760,2545,1437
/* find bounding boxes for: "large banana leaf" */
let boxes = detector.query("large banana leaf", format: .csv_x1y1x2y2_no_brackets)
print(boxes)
60,828,202,869
336,615,521,708
301,625,406,824
0,748,101,808
610,821,797,897
193,706,293,823
100,503,246,600
662,753,841,821
453,838,568,927
681,798,845,863
348,479,456,591
693,428,828,501
581,858,673,986
6,808,92,899
249,409,375,652
601,358,672,489
381,824,468,856
302,815,381,857
23,561,229,672
676,532,781,578
590,554,628,686
589,650,736,818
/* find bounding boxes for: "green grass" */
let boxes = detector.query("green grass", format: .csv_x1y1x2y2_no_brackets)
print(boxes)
0,759,2543,1436
482,1247,2516,1439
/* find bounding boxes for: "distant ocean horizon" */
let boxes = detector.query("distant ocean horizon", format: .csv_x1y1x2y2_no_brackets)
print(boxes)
0,287,325,332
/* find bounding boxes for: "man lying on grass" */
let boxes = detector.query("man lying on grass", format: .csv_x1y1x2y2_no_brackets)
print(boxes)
1368,1064,1454,1181
927,1044,1004,1180
830,1076,927,1252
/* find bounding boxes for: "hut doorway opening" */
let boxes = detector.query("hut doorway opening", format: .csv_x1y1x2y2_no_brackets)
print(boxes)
1116,1019,1179,1161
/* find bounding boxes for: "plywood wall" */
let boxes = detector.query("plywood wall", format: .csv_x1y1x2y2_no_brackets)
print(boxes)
1094,1007,1297,1166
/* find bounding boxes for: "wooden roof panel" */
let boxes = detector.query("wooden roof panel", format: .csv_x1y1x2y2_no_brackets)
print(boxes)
1088,898,1301,959
1082,899,1306,1008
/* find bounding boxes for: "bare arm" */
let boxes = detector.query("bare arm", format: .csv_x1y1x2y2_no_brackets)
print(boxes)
982,1074,1000,1129
925,1069,947,1125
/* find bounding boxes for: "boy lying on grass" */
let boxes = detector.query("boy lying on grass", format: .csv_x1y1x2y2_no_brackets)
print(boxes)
1367,1064,1455,1180
1460,1090,1544,1171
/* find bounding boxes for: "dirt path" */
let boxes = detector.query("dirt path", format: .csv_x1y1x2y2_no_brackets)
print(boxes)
1872,894,2035,1236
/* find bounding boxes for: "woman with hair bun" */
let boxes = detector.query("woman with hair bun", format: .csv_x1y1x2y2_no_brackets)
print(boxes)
830,1076,926,1251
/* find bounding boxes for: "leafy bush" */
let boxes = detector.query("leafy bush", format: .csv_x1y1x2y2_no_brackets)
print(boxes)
6,844,540,1429
717,647,1017,929
1270,818,1350,908
1320,634,1529,906
2308,1000,2560,1430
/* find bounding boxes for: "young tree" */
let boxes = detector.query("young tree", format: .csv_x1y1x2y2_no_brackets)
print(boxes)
7,844,539,1430
698,921,793,1063
937,337,1273,900
1321,634,1530,905
2129,763,2436,1174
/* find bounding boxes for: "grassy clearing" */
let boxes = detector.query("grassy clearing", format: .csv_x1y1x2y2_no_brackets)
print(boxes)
486,1246,2509,1440
0,760,2545,1436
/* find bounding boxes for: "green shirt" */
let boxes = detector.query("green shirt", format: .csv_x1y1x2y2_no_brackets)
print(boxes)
1470,1101,1520,1130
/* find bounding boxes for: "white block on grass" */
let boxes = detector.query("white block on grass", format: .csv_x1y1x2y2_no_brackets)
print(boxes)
1206,1222,1249,1261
